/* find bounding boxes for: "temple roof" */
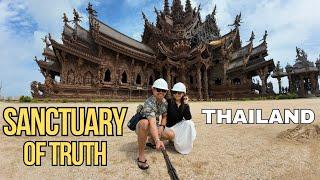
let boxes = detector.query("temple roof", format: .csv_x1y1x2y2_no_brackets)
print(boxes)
50,38,102,64
76,24,92,43
245,59,275,72
227,59,244,71
63,24,73,37
92,17,154,55
231,42,252,61
36,60,60,73
251,42,267,56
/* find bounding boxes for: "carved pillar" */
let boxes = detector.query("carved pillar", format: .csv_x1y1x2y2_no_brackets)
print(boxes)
180,59,187,84
277,77,282,94
203,68,209,100
311,73,319,95
196,65,202,100
75,58,83,85
287,75,292,93
258,67,269,94
115,53,120,86
315,73,320,96
298,75,305,97
166,66,171,97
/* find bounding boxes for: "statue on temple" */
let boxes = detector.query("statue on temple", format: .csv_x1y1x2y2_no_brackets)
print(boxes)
73,9,82,24
260,30,268,42
44,73,54,94
41,35,51,48
228,13,242,27
247,31,255,42
62,13,71,24
31,81,41,97
86,2,97,17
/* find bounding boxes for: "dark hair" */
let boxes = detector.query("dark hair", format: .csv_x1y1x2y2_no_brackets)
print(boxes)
171,94,186,112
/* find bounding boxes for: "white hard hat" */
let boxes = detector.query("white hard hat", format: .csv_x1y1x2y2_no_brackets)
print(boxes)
172,82,186,93
152,78,169,90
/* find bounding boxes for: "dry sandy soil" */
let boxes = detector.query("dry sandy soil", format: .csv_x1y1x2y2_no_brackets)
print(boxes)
0,98,319,180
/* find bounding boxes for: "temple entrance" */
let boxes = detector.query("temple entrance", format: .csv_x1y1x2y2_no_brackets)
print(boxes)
121,72,128,83
304,78,312,94
148,76,154,86
104,69,111,82
136,74,141,85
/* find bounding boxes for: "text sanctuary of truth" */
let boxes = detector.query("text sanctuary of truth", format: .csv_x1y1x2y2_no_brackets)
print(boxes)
2,107,128,136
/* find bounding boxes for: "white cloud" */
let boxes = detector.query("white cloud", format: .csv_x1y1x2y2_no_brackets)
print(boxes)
0,0,90,97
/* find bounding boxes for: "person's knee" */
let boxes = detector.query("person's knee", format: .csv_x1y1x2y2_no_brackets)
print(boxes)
166,130,175,139
138,119,149,131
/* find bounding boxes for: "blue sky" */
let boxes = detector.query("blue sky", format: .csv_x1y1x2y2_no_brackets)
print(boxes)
0,0,320,97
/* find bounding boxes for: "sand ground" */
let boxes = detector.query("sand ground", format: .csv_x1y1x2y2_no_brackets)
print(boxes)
0,98,319,180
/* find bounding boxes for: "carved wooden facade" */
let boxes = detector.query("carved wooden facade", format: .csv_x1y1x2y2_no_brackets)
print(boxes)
32,1,275,100
272,48,320,97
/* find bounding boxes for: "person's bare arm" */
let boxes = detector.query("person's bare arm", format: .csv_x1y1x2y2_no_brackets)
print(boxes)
148,117,165,150
149,117,160,141
159,113,167,136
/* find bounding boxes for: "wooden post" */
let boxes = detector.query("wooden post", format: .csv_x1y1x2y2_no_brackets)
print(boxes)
196,65,202,100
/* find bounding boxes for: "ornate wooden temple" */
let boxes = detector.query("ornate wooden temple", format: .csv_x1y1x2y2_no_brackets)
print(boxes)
272,48,320,97
31,1,275,100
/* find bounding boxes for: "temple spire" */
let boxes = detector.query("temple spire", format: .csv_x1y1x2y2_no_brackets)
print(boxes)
185,0,192,13
164,0,170,15
172,0,183,13
212,5,217,16
172,0,184,24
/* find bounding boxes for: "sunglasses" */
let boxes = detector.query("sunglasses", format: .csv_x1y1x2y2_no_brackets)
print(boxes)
172,91,184,95
155,88,167,93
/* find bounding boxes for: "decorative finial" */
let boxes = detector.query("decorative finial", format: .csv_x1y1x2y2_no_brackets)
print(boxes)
260,30,268,42
142,11,148,22
247,31,255,42
86,2,97,17
154,7,159,16
73,9,82,24
212,5,217,16
228,13,243,27
62,13,70,24
41,35,51,48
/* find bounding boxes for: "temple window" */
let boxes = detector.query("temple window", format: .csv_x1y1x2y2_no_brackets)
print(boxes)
136,74,141,85
121,71,128,83
148,76,153,85
215,78,222,85
189,76,194,84
173,77,177,84
232,78,241,85
104,69,111,82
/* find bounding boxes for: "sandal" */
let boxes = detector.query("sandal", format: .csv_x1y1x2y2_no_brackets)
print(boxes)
137,158,149,170
146,142,156,149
